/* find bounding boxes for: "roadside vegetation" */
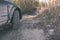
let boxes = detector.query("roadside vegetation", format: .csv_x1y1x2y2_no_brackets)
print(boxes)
35,5,60,40
12,0,39,14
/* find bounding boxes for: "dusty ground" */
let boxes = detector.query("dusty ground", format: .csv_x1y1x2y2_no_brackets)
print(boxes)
0,5,60,40
0,15,48,40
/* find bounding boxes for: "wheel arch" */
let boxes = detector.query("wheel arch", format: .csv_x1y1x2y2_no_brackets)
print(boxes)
14,8,22,19
9,6,22,23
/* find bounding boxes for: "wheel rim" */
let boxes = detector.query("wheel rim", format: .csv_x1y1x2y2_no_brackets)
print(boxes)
12,10,20,29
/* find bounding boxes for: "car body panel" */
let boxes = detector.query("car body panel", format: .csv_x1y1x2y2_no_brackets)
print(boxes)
0,2,8,25
0,1,21,27
6,1,22,20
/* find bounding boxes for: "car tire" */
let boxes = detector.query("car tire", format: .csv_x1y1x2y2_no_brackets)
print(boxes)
12,9,20,30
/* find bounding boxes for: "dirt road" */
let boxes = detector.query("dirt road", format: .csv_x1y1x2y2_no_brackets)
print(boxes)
0,15,49,40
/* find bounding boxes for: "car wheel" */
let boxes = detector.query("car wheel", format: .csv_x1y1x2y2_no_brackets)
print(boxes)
12,9,20,30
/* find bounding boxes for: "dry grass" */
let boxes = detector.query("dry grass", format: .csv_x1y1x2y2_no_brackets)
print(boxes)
33,5,60,40
20,0,39,13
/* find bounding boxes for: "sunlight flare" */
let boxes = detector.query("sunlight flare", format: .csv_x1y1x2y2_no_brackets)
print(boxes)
39,0,49,3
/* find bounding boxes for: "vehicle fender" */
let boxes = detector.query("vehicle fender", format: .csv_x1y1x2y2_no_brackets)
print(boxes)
9,6,17,20
9,6,22,22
